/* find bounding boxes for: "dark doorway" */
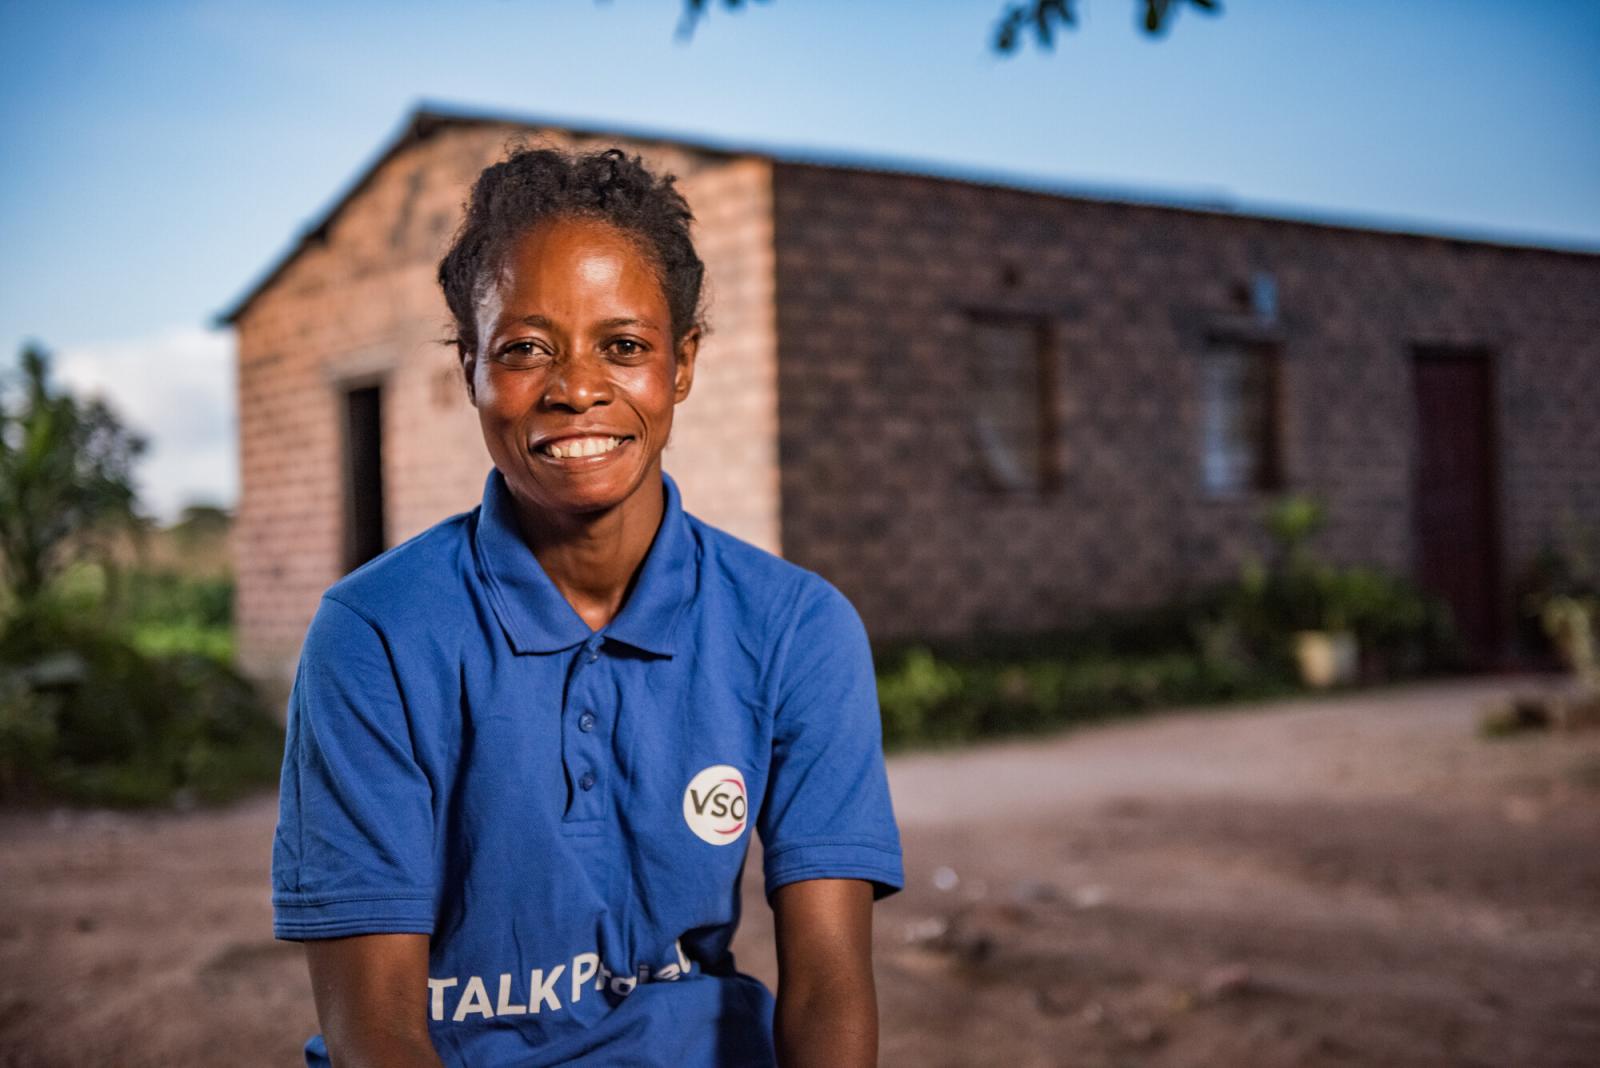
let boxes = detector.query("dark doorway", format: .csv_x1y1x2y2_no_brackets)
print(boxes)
1411,347,1502,665
343,384,386,572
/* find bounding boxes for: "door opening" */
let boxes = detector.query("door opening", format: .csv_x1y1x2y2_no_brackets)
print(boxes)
343,384,386,572
1411,346,1503,666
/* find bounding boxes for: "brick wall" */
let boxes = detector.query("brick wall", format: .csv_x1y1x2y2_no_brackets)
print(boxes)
231,121,780,693
233,117,1600,686
770,162,1600,646
665,158,782,554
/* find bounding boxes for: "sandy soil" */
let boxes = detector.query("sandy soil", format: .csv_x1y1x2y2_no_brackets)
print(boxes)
3,676,1598,1067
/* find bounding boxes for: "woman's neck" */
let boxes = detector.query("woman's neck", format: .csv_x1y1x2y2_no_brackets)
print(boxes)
510,471,665,633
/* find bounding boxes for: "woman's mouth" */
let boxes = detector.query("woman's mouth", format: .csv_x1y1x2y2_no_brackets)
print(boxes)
535,435,631,460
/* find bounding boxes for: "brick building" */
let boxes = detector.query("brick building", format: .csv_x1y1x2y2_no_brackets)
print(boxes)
222,105,1600,691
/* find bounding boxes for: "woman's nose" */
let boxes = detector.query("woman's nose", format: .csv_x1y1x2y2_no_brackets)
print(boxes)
542,352,612,411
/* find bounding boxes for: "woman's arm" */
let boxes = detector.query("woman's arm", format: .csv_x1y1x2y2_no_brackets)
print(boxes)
303,933,445,1068
771,878,878,1068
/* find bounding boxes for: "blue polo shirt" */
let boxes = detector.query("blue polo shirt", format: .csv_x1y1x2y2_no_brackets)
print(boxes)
270,468,903,1067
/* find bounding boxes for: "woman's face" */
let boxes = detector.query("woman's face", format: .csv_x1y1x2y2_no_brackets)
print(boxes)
463,216,697,523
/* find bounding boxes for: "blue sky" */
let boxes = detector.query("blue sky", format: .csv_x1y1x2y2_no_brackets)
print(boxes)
2,0,1597,517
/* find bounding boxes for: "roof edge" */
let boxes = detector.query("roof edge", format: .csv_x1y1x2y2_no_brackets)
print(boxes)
215,101,758,326
216,101,1600,328
769,156,1600,261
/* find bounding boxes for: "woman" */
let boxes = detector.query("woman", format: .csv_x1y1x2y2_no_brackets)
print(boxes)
270,145,903,1067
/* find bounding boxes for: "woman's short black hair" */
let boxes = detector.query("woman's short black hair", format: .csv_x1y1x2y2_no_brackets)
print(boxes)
438,143,707,354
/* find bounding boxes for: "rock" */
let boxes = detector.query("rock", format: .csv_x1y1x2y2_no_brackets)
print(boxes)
1503,796,1542,826
1010,878,1060,905
1035,984,1080,1017
901,917,948,945
935,905,1002,966
1478,696,1552,736
948,929,996,966
1554,692,1600,732
1071,884,1110,909
1119,1019,1166,1047
1200,962,1252,1000
1481,691,1600,735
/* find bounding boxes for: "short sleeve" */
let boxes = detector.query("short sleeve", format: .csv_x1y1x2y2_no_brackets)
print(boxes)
270,595,437,940
757,579,904,900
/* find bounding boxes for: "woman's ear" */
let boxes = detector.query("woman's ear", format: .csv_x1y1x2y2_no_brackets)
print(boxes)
459,345,477,406
673,329,699,404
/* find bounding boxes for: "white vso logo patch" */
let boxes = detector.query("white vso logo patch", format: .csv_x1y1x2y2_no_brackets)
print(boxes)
682,765,748,845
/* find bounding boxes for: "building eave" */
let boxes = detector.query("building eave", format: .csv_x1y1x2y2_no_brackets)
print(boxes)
213,101,755,327
217,101,1600,330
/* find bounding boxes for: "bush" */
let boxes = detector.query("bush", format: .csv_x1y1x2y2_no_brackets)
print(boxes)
1209,493,1459,678
120,569,235,662
0,605,281,807
876,647,964,745
40,562,237,663
1516,517,1600,683
0,344,274,807
875,612,1299,751
1214,565,1457,679
873,554,1455,750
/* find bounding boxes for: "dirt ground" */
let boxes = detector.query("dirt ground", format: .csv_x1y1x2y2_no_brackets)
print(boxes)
3,676,1598,1067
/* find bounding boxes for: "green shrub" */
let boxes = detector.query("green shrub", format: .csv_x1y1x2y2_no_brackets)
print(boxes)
0,606,281,807
0,345,270,806
109,567,236,663
1208,492,1459,677
876,647,965,745
875,629,1297,751
1214,564,1456,679
873,549,1452,750
0,674,59,798
122,569,233,628
1516,517,1600,683
37,562,237,663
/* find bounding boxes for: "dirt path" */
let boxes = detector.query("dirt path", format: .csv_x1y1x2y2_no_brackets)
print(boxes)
3,676,1598,1067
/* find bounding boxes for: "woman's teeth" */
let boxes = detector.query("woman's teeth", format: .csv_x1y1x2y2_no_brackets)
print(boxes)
540,435,624,459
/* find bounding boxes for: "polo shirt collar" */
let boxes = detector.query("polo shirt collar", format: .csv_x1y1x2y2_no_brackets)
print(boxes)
473,467,694,657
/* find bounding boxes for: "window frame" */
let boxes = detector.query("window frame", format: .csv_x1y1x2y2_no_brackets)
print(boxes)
1196,333,1284,498
963,310,1061,496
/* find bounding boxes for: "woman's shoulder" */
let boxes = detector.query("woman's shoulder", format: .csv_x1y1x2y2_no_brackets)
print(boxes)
319,509,478,634
687,510,813,580
684,512,855,624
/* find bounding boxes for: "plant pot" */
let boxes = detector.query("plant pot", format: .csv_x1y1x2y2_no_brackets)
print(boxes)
1293,630,1358,689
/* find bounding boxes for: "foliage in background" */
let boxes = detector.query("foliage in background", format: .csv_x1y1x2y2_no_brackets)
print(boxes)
1227,495,1457,673
1519,514,1600,688
992,0,1220,52
671,0,1221,51
0,603,279,806
876,636,1288,750
876,493,1456,750
0,344,145,605
0,344,280,807
53,561,236,664
874,594,1298,750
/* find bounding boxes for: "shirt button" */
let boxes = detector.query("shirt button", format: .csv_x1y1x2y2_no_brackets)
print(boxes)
585,650,600,664
578,771,596,791
578,712,597,732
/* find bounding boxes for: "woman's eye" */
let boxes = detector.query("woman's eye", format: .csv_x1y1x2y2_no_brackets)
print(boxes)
607,339,645,358
499,342,548,364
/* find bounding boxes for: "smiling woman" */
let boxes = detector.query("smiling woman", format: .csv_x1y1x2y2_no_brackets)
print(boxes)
463,213,695,560
269,145,903,1068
